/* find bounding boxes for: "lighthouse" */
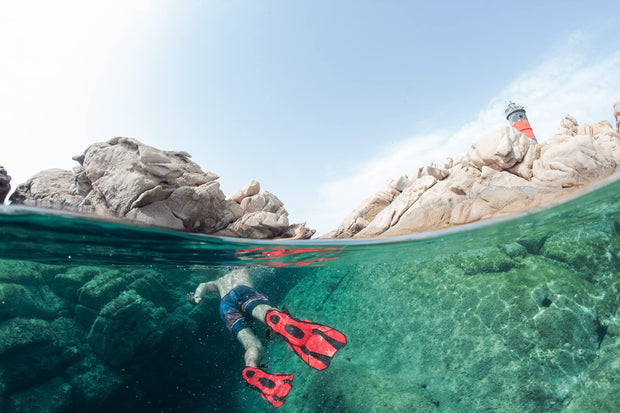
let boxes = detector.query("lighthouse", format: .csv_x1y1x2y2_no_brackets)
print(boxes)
505,102,537,142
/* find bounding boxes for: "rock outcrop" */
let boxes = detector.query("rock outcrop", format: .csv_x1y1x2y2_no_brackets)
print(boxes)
329,103,620,238
0,166,10,203
9,138,312,239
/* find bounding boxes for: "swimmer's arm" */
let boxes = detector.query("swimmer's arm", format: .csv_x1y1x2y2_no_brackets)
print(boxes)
187,281,218,305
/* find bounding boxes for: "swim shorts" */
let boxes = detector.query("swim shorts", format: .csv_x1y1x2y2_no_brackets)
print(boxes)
219,285,271,336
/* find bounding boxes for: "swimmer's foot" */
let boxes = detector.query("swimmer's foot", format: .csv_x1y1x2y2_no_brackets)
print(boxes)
242,367,294,408
265,309,347,370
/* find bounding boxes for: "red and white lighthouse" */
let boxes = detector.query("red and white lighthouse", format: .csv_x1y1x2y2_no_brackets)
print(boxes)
505,102,537,142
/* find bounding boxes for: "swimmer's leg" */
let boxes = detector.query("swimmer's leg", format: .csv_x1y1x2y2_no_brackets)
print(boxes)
237,327,294,408
236,328,264,367
251,303,276,324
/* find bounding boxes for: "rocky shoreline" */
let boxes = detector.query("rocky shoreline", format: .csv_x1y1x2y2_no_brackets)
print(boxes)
4,138,313,240
327,102,620,238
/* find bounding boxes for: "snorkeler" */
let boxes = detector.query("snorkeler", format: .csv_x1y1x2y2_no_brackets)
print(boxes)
187,268,347,408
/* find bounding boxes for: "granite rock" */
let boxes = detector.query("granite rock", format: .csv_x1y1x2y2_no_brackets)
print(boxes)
9,137,311,239
330,104,620,238
0,167,10,204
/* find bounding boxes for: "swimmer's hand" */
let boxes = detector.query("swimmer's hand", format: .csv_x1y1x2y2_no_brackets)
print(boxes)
187,292,201,305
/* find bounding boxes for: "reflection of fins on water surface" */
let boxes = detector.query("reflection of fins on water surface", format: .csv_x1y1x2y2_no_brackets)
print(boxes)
234,246,342,267
242,367,294,408
265,309,347,370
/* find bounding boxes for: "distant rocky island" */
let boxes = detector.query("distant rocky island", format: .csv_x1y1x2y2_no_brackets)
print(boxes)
1,102,619,239
1,138,313,239
326,101,620,238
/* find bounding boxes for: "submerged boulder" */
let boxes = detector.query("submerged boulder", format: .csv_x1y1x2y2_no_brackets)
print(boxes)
87,290,168,366
9,138,311,239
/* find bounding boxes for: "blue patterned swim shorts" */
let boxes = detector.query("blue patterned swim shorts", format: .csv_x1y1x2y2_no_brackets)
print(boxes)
219,285,271,336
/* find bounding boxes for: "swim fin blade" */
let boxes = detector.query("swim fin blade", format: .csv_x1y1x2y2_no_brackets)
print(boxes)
265,310,347,370
242,367,294,408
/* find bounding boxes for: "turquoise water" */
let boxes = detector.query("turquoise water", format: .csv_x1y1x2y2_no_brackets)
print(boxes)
0,173,619,412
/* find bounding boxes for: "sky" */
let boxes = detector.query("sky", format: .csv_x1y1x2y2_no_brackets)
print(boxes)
1,0,619,236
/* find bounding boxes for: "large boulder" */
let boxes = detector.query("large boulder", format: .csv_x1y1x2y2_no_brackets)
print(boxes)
214,186,308,239
87,290,169,367
9,138,311,239
465,126,534,172
532,133,617,188
0,166,10,203
329,104,620,238
331,186,400,238
8,169,84,210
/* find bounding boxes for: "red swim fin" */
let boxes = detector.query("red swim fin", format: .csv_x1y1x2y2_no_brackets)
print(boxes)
242,367,294,408
265,309,347,370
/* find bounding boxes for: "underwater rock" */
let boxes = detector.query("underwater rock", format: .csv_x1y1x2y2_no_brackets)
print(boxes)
65,354,124,410
51,266,100,304
564,296,620,412
87,290,168,366
541,219,618,287
251,235,616,412
9,137,312,239
77,269,128,311
5,377,73,413
0,318,66,395
330,104,620,238
0,261,57,285
0,318,54,357
0,262,235,412
259,358,440,412
0,283,69,321
0,166,10,204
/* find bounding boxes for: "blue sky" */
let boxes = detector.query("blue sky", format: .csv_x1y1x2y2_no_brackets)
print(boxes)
1,1,619,235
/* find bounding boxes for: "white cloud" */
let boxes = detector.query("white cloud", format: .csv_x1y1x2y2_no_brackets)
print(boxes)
314,40,620,236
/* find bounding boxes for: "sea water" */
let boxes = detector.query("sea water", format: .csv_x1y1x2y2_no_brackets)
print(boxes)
0,173,618,412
